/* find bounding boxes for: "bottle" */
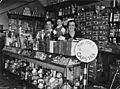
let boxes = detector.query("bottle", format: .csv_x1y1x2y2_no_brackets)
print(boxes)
62,7,65,16
58,8,63,16
111,0,119,22
41,30,45,40
64,7,68,15
109,10,113,22
71,4,75,14
113,23,117,44
109,23,115,43
46,12,49,19
113,8,119,22
68,6,71,15
19,25,22,37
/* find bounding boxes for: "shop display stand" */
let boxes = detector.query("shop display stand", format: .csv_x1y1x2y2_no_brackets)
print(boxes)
74,39,98,89
2,46,82,89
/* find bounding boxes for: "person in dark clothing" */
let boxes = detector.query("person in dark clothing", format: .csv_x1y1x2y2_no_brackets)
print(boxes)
64,20,83,40
44,19,54,40
0,31,5,72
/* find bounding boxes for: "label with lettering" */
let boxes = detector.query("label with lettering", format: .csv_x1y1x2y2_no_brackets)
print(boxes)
75,39,98,63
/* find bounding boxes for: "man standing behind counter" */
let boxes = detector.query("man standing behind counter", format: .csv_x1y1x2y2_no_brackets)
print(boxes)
44,19,54,40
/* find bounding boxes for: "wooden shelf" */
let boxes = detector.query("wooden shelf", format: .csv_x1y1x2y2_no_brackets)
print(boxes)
58,14,76,18
109,21,120,23
45,0,99,12
7,13,45,21
3,50,69,73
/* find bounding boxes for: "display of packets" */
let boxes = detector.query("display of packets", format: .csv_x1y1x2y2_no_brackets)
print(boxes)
45,40,78,56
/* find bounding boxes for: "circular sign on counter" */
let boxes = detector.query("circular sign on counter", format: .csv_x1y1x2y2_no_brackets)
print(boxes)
75,39,98,63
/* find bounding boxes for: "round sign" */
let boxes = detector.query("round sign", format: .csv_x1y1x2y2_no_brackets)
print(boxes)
75,39,98,63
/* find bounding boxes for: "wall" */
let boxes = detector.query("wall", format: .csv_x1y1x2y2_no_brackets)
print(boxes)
0,13,8,30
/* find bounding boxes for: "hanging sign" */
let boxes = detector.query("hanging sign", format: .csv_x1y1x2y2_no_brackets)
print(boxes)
75,39,98,63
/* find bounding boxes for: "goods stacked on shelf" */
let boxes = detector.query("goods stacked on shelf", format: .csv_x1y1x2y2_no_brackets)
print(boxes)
3,46,83,89
109,7,120,45
3,0,120,89
45,0,98,19
76,7,110,52
3,37,103,87
6,7,44,49
45,40,78,56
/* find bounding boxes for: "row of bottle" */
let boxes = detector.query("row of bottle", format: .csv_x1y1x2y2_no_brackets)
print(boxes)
4,58,83,89
58,4,77,16
46,4,77,19
46,4,111,20
8,8,44,17
46,0,120,22
46,4,98,18
109,9,120,22
109,23,120,45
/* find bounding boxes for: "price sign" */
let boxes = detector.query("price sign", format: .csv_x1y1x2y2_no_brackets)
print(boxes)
75,39,98,63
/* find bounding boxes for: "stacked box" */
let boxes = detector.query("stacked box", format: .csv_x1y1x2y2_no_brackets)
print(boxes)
60,40,67,55
39,40,46,52
58,40,62,54
66,41,78,56
77,11,109,50
45,40,50,52
53,41,59,54
45,40,56,53
44,40,78,56
92,14,101,41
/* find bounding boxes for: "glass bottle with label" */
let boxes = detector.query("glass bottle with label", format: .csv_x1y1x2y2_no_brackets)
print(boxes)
58,8,63,16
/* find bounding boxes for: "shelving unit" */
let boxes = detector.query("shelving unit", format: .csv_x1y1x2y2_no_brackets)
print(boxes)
45,0,99,19
3,47,81,74
7,13,44,21
45,0,99,12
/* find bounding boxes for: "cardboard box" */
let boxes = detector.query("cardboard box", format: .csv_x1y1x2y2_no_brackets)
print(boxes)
45,40,50,52
60,40,67,55
45,40,78,56
66,41,78,56
45,40,56,53
50,41,57,53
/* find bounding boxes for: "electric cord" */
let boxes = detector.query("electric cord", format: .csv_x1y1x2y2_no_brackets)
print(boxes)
109,68,119,89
